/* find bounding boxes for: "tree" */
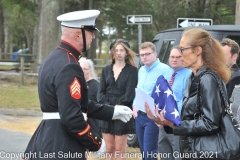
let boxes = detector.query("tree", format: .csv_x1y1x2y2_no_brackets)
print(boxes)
236,0,240,24
35,0,63,63
175,0,236,24
85,0,102,60
64,0,100,60
0,0,237,64
0,0,38,62
0,0,4,59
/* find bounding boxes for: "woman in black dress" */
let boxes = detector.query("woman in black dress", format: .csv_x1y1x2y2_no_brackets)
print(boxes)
97,39,138,160
79,58,102,138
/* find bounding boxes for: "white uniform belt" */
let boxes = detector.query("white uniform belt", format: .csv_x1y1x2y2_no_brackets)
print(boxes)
43,112,60,119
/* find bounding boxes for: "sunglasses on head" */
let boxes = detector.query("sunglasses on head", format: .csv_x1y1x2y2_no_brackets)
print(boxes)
110,39,130,50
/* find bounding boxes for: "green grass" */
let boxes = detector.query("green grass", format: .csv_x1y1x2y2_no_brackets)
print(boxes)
0,65,16,70
0,77,143,160
0,83,40,110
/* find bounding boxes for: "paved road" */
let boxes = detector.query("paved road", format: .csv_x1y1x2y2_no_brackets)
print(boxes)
0,108,41,160
0,128,31,160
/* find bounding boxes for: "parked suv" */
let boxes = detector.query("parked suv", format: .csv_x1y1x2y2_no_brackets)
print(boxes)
127,24,240,148
153,25,240,64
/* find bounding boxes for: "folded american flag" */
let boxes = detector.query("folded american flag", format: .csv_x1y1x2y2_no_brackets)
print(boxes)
151,75,181,126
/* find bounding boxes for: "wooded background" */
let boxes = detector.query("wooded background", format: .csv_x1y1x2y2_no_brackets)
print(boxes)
0,0,239,64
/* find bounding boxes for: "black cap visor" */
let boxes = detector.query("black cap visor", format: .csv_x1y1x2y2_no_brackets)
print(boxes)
61,24,99,32
84,25,99,32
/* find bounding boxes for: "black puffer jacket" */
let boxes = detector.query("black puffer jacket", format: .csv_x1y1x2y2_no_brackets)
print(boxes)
172,67,225,155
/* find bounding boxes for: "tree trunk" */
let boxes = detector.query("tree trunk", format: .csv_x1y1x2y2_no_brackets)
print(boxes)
2,32,13,60
23,28,33,55
98,39,102,59
32,18,39,63
0,0,4,59
36,0,62,63
85,0,98,59
236,0,240,24
3,27,12,59
116,26,123,39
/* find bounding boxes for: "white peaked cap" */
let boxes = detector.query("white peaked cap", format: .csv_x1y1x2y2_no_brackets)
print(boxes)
57,10,100,31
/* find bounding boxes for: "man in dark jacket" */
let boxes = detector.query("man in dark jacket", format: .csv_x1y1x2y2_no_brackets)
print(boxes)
22,10,133,160
221,38,240,102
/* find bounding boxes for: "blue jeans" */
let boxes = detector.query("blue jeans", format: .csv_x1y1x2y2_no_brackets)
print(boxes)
136,111,159,160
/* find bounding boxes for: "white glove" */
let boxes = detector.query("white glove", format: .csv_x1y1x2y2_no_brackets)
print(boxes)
112,105,133,123
90,139,106,158
93,138,106,158
113,114,132,123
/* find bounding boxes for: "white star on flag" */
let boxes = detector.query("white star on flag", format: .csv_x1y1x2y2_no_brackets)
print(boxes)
155,84,161,97
151,75,181,126
164,88,173,97
171,108,180,118
163,105,166,114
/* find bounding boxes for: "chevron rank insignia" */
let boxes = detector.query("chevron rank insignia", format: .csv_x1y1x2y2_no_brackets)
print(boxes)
70,77,81,99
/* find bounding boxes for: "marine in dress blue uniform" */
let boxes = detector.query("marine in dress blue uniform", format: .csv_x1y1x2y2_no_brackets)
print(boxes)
22,10,133,160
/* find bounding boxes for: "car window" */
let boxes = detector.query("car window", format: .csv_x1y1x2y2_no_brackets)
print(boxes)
227,36,240,45
158,40,175,64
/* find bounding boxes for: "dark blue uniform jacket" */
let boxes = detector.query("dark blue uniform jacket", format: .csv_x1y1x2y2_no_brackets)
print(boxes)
23,41,114,160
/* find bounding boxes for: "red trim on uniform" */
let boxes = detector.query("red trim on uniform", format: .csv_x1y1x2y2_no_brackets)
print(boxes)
58,46,68,52
87,131,101,148
58,47,78,64
58,42,81,64
62,40,82,57
78,124,90,136
71,53,79,64
66,52,70,63
78,125,100,149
